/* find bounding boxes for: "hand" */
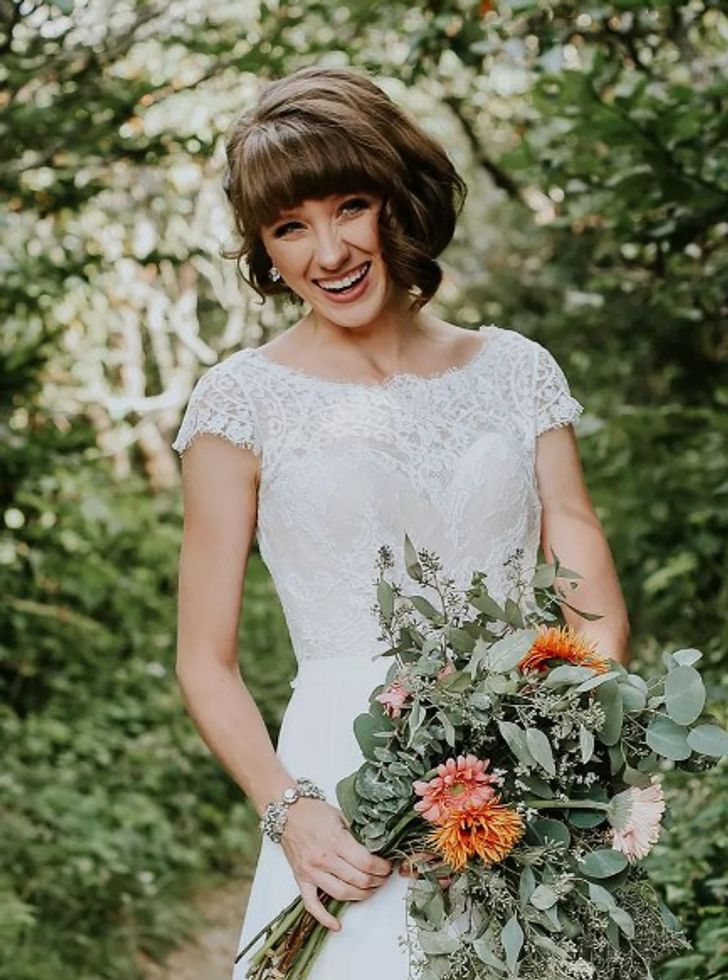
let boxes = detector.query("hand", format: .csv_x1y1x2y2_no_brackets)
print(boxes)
398,850,452,889
280,798,393,931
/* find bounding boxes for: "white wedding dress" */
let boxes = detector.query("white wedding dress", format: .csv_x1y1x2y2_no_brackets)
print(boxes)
171,323,583,979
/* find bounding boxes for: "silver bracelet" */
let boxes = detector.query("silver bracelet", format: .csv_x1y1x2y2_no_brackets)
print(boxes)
260,777,326,843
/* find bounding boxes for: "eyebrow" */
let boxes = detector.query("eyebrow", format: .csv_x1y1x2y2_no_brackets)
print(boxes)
274,193,366,220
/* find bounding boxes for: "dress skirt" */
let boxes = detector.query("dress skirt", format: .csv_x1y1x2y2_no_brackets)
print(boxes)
233,655,415,980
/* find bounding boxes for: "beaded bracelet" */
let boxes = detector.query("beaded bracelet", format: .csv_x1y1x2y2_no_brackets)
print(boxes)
260,777,326,843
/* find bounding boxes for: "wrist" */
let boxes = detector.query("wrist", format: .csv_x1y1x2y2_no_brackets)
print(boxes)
260,777,326,843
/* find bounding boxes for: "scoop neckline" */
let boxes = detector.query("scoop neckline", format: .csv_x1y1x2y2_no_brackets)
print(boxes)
245,323,498,390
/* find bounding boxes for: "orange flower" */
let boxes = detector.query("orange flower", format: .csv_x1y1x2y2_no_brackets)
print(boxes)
427,798,524,871
519,625,609,674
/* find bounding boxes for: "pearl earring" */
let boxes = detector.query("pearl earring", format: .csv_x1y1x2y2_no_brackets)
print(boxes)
269,265,281,282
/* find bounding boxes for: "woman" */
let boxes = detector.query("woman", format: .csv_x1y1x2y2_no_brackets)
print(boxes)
172,65,630,979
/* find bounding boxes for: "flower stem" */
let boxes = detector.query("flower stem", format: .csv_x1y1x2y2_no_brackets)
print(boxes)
241,896,306,969
288,901,346,980
525,798,609,812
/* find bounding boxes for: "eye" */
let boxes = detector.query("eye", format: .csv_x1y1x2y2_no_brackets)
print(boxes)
272,220,302,238
340,197,369,215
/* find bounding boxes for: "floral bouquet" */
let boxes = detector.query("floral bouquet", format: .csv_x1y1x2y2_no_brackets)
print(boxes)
238,537,728,980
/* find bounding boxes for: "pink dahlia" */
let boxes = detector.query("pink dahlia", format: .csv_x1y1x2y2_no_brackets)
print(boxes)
413,754,502,823
609,781,666,862
375,681,409,719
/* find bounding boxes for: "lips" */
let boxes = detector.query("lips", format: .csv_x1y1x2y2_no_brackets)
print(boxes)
312,261,373,303
314,261,370,291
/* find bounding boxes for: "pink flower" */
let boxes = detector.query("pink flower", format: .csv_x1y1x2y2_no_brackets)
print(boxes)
413,754,502,823
375,681,409,719
609,781,666,862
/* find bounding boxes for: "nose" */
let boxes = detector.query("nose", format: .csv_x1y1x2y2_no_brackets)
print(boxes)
312,222,349,272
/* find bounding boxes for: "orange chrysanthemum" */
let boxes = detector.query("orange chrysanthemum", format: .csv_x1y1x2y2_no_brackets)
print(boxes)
519,625,609,675
427,798,524,871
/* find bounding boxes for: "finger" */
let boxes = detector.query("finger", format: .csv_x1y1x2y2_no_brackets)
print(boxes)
312,870,377,903
398,851,437,878
336,832,392,877
299,882,341,931
328,855,387,891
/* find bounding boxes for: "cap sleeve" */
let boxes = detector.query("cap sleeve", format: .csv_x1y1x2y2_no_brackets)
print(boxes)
171,360,262,457
533,342,584,437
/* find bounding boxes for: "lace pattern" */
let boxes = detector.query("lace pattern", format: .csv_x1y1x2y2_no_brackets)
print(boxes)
172,325,583,665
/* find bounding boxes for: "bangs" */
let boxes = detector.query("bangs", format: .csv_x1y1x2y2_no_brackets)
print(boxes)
238,119,388,231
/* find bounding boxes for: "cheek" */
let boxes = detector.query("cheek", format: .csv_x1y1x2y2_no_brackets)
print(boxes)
350,214,382,255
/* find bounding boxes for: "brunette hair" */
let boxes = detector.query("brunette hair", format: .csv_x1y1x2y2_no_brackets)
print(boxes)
222,65,467,309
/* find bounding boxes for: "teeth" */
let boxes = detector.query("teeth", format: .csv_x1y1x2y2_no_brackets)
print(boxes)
318,263,368,291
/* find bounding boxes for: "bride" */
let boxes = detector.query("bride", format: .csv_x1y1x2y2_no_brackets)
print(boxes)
172,65,630,979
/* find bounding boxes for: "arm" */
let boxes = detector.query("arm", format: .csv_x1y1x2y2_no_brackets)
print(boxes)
535,425,631,665
175,434,391,927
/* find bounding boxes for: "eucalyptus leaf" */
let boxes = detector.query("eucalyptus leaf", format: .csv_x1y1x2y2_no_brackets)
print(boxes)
618,682,647,713
532,818,571,847
376,579,394,622
588,882,617,909
526,727,556,776
353,712,380,761
544,665,595,687
687,724,728,758
504,598,525,628
498,720,536,768
575,670,621,693
519,866,536,907
664,665,706,726
609,906,635,939
519,774,554,798
439,711,456,747
472,937,508,971
597,681,624,746
404,534,423,581
335,772,358,823
448,626,475,653
646,716,692,761
484,630,537,674
569,808,606,828
672,648,703,667
409,595,442,621
532,563,557,589
579,725,595,764
416,931,461,955
470,591,508,621
606,916,621,950
501,914,524,972
530,884,558,910
578,849,628,878
408,700,426,742
439,670,473,694
624,673,649,696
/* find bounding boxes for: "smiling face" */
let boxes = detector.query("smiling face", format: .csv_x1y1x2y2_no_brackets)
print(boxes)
259,192,404,330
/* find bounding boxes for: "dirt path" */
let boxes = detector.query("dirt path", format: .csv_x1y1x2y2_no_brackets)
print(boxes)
144,878,251,980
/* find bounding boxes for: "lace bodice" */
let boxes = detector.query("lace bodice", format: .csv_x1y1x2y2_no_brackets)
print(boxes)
172,324,583,664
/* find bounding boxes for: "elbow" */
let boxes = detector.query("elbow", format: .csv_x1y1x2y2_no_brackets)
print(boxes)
174,644,238,695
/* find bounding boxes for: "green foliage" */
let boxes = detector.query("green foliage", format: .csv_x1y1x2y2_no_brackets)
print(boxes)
1,335,294,978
